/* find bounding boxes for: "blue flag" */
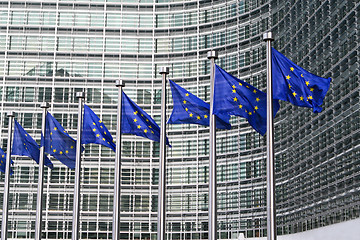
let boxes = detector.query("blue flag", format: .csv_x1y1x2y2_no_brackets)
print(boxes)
272,48,331,113
122,92,169,145
12,120,53,169
0,148,13,175
82,105,116,152
213,65,280,135
43,113,79,169
168,79,231,130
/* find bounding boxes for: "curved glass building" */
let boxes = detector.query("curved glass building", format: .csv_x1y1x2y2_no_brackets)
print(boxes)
0,0,359,239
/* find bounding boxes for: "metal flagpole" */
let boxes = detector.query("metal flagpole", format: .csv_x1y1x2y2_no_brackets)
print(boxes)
72,91,85,240
113,80,125,240
263,32,277,240
35,102,50,240
1,111,15,240
157,66,169,240
208,50,218,240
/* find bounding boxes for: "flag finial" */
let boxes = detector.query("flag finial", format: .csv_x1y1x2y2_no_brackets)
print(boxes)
159,66,169,74
207,50,218,59
263,32,274,41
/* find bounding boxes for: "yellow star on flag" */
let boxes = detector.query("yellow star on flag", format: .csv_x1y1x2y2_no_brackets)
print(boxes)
197,116,201,120
204,115,208,118
133,111,138,115
239,104,243,109
254,106,258,110
306,81,310,86
144,129,148,133
185,93,189,97
310,88,314,92
233,97,237,102
134,118,137,122
189,113,193,117
137,125,141,129
256,98,260,102
286,75,291,80
253,90,257,93
183,100,186,104
300,96,304,101
290,67,294,71
292,92,297,97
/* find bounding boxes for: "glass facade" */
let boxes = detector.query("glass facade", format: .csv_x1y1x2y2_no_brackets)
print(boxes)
0,0,358,239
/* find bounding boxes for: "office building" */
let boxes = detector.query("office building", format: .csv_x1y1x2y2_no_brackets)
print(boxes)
0,0,359,239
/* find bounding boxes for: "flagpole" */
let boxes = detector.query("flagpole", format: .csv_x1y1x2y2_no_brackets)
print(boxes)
263,32,277,240
157,66,169,240
113,80,125,240
72,91,85,240
208,50,218,240
35,102,49,240
1,111,15,240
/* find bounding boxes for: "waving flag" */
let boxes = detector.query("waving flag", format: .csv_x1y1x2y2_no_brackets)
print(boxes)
12,120,53,169
272,48,331,113
43,113,81,169
168,79,231,129
0,148,13,175
82,105,116,152
213,65,280,135
122,92,169,145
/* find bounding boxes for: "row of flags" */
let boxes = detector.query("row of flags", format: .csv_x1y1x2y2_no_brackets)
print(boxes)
0,48,331,172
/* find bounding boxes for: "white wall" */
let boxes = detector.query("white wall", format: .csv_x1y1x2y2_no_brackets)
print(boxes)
238,218,360,240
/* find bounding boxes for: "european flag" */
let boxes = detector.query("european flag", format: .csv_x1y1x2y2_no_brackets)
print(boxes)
168,79,231,129
272,48,331,113
82,105,116,152
12,120,53,169
122,92,169,145
0,148,13,175
43,112,79,169
213,65,280,135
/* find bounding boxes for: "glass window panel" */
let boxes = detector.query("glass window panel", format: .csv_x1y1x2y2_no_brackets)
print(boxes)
123,14,138,28
88,62,102,77
0,11,8,25
90,13,104,27
75,13,89,26
10,36,25,50
58,36,73,52
89,38,103,52
106,13,121,27
73,37,88,52
43,11,56,25
28,11,41,25
105,38,120,52
26,36,41,51
59,12,74,26
11,11,27,25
